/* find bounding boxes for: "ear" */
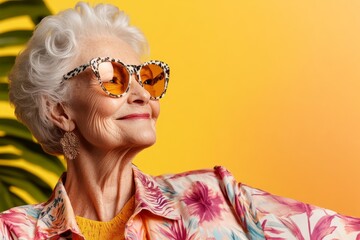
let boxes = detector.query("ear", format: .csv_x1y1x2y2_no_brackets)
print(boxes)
48,101,75,132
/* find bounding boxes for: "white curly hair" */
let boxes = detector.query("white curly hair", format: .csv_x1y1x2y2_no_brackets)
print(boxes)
8,1,148,155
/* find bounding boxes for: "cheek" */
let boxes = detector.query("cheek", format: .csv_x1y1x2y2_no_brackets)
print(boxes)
150,101,160,121
69,90,121,132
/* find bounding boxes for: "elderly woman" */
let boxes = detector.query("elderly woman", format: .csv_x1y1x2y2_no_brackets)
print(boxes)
0,2,359,240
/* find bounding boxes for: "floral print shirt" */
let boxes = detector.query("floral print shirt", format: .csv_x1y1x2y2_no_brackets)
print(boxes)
0,166,359,239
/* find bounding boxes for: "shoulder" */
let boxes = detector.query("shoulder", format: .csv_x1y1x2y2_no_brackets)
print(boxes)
148,166,360,239
147,166,267,238
151,166,278,207
0,203,43,239
152,165,248,202
155,165,235,183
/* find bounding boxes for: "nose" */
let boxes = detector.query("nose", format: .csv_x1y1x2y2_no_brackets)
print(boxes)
127,76,150,105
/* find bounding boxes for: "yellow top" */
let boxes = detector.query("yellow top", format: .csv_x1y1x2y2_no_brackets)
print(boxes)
75,196,135,240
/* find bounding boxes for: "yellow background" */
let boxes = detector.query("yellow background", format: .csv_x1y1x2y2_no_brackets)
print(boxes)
1,0,359,217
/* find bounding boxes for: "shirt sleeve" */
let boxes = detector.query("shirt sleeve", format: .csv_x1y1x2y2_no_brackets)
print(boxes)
215,166,360,239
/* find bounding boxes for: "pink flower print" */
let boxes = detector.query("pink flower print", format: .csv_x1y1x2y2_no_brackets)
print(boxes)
340,215,360,233
234,192,251,232
271,215,337,240
214,166,232,179
277,217,305,240
261,219,284,236
182,181,223,223
135,170,172,214
159,220,197,240
257,192,314,218
310,215,336,240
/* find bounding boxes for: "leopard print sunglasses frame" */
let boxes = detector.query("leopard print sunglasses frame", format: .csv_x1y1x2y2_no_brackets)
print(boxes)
62,57,170,100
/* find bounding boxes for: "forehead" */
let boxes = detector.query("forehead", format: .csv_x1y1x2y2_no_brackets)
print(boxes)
75,36,141,67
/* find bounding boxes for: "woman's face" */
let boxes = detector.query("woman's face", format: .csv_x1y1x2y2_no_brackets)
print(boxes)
64,36,160,152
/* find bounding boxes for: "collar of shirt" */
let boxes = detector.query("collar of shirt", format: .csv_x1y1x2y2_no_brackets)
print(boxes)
35,165,181,239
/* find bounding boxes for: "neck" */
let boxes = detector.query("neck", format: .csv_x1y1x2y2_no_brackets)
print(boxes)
65,148,138,221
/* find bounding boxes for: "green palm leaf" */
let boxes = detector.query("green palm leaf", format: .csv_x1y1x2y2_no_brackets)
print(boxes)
0,0,51,24
0,83,8,100
0,118,33,140
0,135,65,175
0,56,15,78
0,0,63,210
0,181,14,210
0,30,33,48
0,166,54,211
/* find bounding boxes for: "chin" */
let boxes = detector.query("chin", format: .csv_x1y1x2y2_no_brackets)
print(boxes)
133,130,157,148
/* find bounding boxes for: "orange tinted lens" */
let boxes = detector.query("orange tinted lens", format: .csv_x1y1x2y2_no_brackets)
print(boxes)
99,62,129,95
140,64,165,98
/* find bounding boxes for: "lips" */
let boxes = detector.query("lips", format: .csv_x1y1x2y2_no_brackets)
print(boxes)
118,113,151,120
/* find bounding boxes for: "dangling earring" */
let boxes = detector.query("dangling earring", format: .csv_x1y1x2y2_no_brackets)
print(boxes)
60,131,79,160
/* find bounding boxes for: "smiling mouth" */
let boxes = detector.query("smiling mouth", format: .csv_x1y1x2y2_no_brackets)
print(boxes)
118,113,151,120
